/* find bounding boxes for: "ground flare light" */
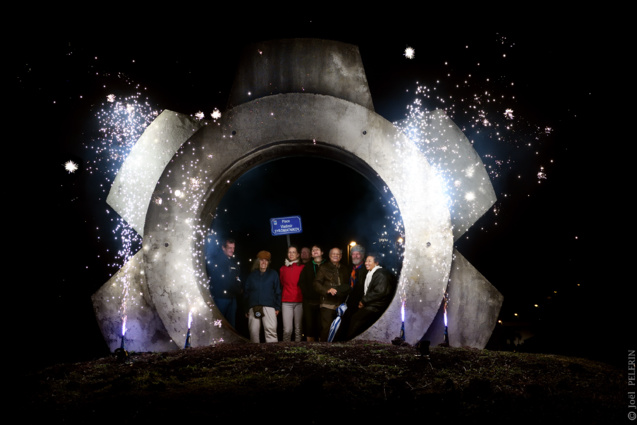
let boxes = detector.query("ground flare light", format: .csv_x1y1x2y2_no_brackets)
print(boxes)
184,311,193,349
114,316,129,361
443,293,449,346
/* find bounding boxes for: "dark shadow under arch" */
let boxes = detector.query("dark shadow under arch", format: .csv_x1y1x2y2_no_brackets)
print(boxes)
202,145,405,339
201,141,405,271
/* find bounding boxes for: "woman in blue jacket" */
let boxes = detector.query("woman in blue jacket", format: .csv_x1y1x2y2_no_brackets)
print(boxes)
244,250,281,343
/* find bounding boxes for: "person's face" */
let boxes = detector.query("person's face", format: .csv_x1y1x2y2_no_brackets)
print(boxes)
301,247,311,261
287,247,300,262
329,249,342,264
364,256,378,271
222,242,235,258
351,250,363,265
311,246,323,259
259,258,269,271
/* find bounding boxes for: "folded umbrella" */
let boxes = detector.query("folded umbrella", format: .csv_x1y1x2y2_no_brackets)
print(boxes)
327,302,348,342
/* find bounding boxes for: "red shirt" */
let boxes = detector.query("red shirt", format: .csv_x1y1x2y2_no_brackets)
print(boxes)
279,262,305,303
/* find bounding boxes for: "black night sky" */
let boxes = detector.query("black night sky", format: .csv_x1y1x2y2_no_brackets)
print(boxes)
13,13,630,369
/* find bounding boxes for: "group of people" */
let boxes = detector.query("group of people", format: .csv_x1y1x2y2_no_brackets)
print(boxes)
206,238,395,343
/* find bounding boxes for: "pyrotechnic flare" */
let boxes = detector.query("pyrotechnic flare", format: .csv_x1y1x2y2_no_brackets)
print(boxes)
443,293,449,345
400,300,406,341
184,311,193,349
115,316,129,361
120,316,127,350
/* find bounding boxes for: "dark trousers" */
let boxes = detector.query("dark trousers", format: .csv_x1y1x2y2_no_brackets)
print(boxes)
302,301,321,339
214,297,237,329
319,307,337,341
346,307,382,340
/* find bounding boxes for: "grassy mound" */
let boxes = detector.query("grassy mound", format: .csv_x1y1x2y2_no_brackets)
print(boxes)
21,341,624,424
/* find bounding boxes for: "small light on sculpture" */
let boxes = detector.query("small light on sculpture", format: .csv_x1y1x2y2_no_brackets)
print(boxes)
114,316,129,361
184,311,193,349
391,300,408,347
443,293,449,346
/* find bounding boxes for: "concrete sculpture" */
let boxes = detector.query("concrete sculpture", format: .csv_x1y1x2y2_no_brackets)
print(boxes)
92,39,503,352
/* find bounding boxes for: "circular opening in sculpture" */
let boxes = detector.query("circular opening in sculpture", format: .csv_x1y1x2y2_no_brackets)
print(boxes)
204,154,404,340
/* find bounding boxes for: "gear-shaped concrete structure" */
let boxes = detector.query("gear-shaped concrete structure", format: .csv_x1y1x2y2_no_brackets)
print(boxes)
92,39,503,352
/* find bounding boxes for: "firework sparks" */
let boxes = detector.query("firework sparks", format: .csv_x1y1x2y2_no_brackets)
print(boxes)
404,46,415,59
64,160,78,173
396,36,553,228
85,92,161,333
537,167,547,181
504,108,514,119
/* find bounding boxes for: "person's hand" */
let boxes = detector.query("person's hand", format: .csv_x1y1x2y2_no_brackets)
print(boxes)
327,288,337,296
275,310,279,316
358,301,364,309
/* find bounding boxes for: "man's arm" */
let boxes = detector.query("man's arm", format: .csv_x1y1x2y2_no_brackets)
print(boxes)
313,267,328,295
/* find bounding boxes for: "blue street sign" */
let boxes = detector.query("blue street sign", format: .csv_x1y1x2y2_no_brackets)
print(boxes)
270,216,303,236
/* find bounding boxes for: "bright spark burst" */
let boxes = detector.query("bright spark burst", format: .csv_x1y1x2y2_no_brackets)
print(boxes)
404,47,415,59
64,160,78,173
396,35,553,233
537,167,547,181
85,91,160,327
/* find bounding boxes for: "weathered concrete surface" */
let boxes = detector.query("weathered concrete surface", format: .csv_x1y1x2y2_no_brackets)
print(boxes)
91,251,177,352
106,111,205,235
95,110,210,349
228,39,374,111
447,249,504,348
421,298,447,346
143,93,453,347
